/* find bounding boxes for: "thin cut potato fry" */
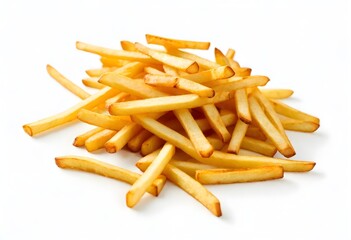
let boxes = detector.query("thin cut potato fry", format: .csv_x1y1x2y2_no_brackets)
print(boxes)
227,119,249,154
77,109,131,131
109,92,233,115
270,99,320,124
226,48,236,59
76,41,159,64
104,92,130,109
127,143,175,207
136,155,221,217
146,34,210,50
47,64,90,100
248,96,295,158
195,166,284,185
174,108,214,158
135,42,199,73
166,47,220,69
105,123,143,153
55,155,165,196
260,89,294,99
208,76,269,91
85,67,117,77
85,129,117,152
144,74,178,87
73,127,104,147
132,114,315,172
235,88,251,123
180,66,235,83
201,104,231,142
141,135,165,156
214,48,229,66
23,86,119,136
241,137,277,157
280,117,320,132
82,77,106,89
100,57,130,67
128,129,153,152
120,40,138,51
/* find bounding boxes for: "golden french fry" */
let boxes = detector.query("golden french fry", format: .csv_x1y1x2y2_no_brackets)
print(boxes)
128,129,153,152
201,104,231,142
166,47,220,69
86,67,117,77
104,92,130,109
206,134,225,150
270,99,320,124
47,64,90,100
141,135,165,156
105,123,143,153
225,48,236,59
180,66,235,83
132,114,315,172
120,40,138,51
82,77,106,89
73,127,104,147
245,126,266,141
77,109,130,131
207,76,269,91
85,129,117,152
136,153,221,217
127,143,175,208
135,42,199,73
227,119,249,154
248,96,295,158
23,86,119,136
144,74,178,87
76,41,158,64
100,57,130,67
146,34,210,50
280,117,320,132
214,48,229,66
195,166,284,184
241,137,277,157
235,88,251,123
260,89,294,99
55,155,165,196
109,92,232,115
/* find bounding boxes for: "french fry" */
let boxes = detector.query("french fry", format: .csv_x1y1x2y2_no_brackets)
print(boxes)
128,129,153,152
141,135,165,156
76,41,159,64
100,57,130,67
246,126,266,141
104,92,130,109
207,76,269,91
227,119,249,154
55,155,165,196
73,127,104,147
280,117,320,132
136,153,221,217
214,48,229,66
85,129,117,152
109,92,233,115
144,74,178,87
120,40,138,51
180,65,235,83
47,64,90,100
144,66,165,75
206,134,225,150
23,86,119,136
248,96,295,157
241,137,277,157
146,34,210,50
105,123,143,153
226,48,236,59
77,109,130,131
270,99,320,124
201,104,231,142
82,77,106,90
127,142,175,207
235,88,251,123
132,114,315,172
135,42,199,73
85,67,117,77
166,47,220,69
261,89,294,99
195,166,284,184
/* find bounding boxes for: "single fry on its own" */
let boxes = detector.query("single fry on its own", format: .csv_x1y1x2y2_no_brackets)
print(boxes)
195,166,284,185
55,155,165,196
281,117,320,132
248,96,295,158
146,34,210,50
235,88,251,123
73,127,104,147
105,123,142,153
77,109,131,131
127,143,175,208
47,64,90,100
260,89,294,99
23,86,119,136
136,154,221,217
85,129,117,152
135,42,199,73
227,119,249,154
132,114,316,172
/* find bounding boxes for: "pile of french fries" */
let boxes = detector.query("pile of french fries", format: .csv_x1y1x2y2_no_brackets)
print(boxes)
23,34,320,217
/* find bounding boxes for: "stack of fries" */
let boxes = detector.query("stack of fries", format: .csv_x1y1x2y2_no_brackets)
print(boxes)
23,34,320,217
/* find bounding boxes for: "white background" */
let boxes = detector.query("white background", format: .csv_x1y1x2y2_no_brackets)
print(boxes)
1,0,350,239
